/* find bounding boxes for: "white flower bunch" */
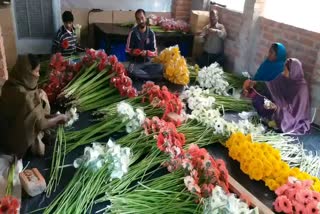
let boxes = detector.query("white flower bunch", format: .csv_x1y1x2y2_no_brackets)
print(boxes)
198,63,229,95
188,107,228,135
117,101,146,133
204,186,259,214
189,107,264,136
65,107,79,127
236,119,265,135
180,86,215,111
73,139,131,180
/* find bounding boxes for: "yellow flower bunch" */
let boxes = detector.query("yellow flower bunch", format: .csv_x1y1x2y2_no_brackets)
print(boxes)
226,132,320,192
153,46,189,85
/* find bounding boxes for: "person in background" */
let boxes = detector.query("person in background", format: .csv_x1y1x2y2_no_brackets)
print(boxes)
52,11,84,56
125,9,163,81
245,58,311,135
197,9,227,68
0,54,69,158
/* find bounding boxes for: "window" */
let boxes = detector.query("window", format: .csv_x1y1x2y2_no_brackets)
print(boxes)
14,0,54,39
212,0,245,12
61,0,173,12
263,0,320,33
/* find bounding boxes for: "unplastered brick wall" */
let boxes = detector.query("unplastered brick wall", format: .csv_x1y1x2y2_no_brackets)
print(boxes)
172,0,192,21
215,4,320,124
214,7,243,70
254,17,320,84
0,26,8,80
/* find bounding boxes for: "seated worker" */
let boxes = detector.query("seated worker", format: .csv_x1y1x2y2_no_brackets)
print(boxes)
243,43,287,98
125,9,163,81
197,9,227,68
244,58,311,135
52,11,84,56
253,42,287,81
0,54,69,158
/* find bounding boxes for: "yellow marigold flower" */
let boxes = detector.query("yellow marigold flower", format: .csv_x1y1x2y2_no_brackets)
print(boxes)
265,178,279,191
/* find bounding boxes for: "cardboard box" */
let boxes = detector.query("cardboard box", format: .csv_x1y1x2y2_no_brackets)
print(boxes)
190,10,209,34
88,11,113,24
112,11,135,24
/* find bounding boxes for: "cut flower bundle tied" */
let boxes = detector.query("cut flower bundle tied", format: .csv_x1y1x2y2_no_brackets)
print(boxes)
117,101,146,133
197,63,230,95
274,177,320,214
153,46,189,85
74,139,131,180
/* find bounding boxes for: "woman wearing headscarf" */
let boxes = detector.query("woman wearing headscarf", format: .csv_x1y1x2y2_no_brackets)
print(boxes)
247,58,311,135
243,43,287,98
0,54,68,158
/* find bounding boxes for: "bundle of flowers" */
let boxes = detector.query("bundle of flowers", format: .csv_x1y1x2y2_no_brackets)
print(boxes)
148,14,190,32
65,102,146,153
188,64,200,82
143,116,229,199
45,139,131,214
0,159,20,214
226,132,320,192
141,81,183,121
198,63,230,95
204,186,259,214
188,104,264,136
181,144,229,198
117,101,146,133
74,140,131,179
180,86,252,112
60,49,136,112
0,196,20,214
42,53,82,103
153,46,189,85
273,177,320,214
47,107,79,196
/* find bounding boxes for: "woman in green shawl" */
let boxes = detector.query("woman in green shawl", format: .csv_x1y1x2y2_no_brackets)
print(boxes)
0,54,68,158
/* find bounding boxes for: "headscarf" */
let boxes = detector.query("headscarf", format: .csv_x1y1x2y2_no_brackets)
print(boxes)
266,58,311,135
0,55,47,158
253,43,287,81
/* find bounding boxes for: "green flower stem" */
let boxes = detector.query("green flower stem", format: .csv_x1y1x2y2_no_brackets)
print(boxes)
46,126,67,197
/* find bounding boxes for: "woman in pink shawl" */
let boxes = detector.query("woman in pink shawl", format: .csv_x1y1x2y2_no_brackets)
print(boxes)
250,58,311,135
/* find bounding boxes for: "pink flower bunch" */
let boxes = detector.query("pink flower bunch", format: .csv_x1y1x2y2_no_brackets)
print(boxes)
274,177,320,214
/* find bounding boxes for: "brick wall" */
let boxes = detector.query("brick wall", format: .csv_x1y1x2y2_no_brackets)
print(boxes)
214,7,243,70
214,4,320,124
0,26,8,80
254,17,320,84
172,0,192,21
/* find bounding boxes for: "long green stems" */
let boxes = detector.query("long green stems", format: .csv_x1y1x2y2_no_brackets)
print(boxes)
46,126,66,197
6,159,16,196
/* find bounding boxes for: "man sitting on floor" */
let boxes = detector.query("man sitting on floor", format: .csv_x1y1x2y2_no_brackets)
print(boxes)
125,9,163,81
197,9,227,68
52,11,84,56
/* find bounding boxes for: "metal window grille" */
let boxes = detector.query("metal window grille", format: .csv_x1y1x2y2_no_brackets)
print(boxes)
14,0,54,39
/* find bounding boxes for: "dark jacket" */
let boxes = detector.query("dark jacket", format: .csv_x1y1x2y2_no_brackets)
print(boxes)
125,26,157,63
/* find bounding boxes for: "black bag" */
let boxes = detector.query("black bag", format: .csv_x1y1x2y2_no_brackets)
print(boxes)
129,62,164,81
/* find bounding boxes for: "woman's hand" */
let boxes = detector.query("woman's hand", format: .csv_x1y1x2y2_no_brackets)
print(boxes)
55,114,69,125
243,80,256,97
264,101,277,110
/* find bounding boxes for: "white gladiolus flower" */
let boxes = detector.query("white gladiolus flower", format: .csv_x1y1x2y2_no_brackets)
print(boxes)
73,140,131,180
198,63,230,95
204,186,258,214
117,102,146,133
